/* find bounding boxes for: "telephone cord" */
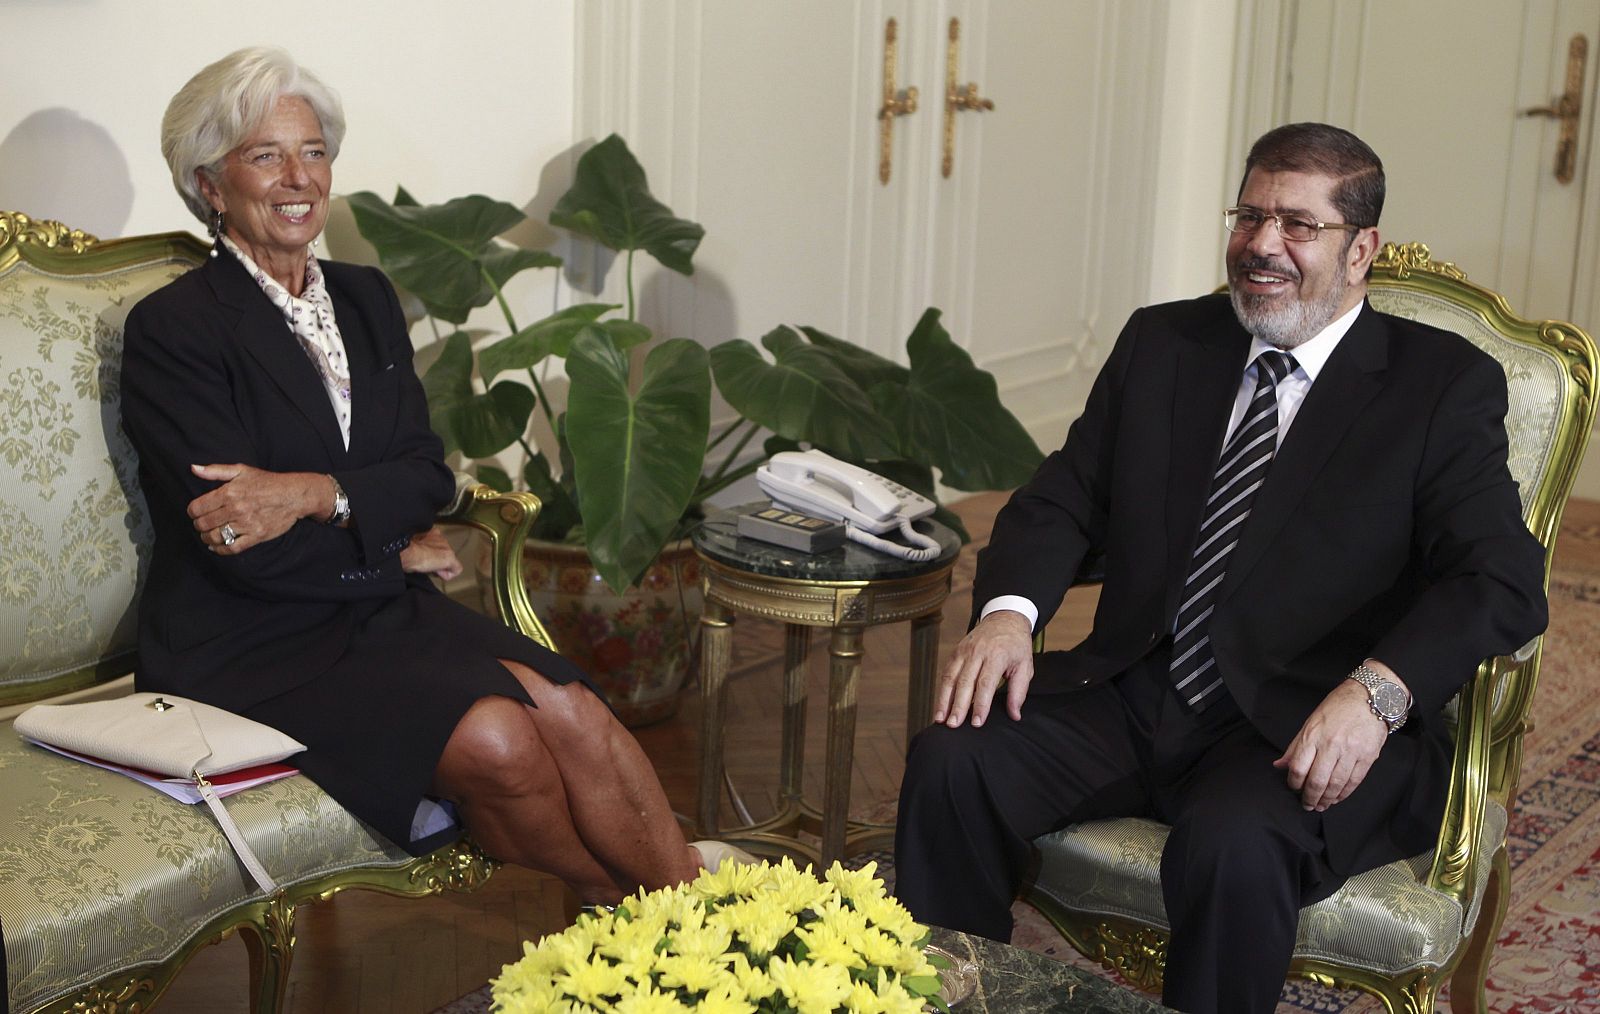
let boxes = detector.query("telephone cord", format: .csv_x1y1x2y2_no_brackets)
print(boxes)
846,518,940,562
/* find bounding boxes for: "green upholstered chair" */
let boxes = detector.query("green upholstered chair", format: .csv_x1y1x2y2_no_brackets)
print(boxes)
1024,242,1599,1014
0,212,558,1014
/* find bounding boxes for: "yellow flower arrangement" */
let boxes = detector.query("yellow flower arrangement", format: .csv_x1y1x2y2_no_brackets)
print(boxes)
491,858,950,1013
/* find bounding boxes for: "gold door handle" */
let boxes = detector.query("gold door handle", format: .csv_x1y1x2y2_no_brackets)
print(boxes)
1520,33,1587,184
943,18,995,178
878,18,919,184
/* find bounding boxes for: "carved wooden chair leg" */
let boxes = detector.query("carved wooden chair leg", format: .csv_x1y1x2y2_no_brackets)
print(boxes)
240,898,297,1014
1449,848,1509,1014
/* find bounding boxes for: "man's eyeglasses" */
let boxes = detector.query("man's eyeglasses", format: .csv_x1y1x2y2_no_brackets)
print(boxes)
1223,207,1364,243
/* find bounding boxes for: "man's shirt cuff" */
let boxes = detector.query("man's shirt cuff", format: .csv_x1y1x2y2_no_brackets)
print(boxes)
980,595,1039,632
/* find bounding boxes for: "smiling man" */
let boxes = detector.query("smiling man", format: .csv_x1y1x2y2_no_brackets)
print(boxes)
893,123,1548,1013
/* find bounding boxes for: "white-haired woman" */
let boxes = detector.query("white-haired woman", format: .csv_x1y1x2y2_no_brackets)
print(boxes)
121,47,745,907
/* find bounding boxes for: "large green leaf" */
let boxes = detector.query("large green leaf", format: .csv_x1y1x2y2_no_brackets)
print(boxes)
348,191,558,323
523,452,582,542
600,318,653,351
799,326,910,390
419,331,535,457
549,134,704,275
453,381,535,459
478,303,618,382
709,327,899,460
419,330,474,455
566,327,711,590
872,308,1044,490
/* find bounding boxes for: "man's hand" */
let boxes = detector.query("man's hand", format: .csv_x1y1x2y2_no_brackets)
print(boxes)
1273,661,1408,811
933,610,1035,728
400,527,463,582
188,463,328,553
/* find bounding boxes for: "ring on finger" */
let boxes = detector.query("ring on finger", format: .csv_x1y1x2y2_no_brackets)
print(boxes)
220,523,238,546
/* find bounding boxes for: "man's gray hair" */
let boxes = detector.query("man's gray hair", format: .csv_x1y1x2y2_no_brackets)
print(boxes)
160,47,346,225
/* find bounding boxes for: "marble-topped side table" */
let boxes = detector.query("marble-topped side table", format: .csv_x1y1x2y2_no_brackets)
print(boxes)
692,503,961,868
928,927,1171,1012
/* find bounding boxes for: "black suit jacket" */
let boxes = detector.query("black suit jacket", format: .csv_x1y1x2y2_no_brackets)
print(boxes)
975,294,1548,871
120,249,455,713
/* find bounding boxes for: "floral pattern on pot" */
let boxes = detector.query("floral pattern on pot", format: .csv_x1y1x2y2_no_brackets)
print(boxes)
496,539,703,727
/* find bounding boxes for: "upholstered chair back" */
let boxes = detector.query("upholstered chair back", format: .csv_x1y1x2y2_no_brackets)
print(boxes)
1365,244,1591,535
0,213,207,712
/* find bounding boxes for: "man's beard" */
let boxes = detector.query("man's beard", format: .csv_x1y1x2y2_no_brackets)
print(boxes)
1229,256,1347,350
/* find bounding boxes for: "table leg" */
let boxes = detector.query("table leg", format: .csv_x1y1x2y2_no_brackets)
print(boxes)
821,626,864,867
697,600,734,837
906,610,944,753
778,624,810,803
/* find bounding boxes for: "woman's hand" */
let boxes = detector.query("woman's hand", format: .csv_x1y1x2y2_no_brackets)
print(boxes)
188,463,330,553
400,526,463,582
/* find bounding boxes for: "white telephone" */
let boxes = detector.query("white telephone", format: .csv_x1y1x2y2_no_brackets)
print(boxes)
755,449,940,561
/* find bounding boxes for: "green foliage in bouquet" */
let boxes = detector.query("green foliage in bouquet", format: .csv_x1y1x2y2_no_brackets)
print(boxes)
351,134,1044,593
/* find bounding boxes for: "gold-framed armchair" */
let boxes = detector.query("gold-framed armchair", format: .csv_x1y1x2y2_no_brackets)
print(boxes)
0,211,555,1014
1023,243,1599,1013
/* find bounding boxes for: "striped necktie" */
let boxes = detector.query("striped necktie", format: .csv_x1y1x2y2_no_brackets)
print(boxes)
1168,350,1297,712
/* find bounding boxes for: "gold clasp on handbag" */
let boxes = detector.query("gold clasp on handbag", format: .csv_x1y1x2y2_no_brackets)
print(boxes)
147,697,175,711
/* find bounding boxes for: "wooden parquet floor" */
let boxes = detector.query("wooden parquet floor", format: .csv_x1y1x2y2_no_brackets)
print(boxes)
142,494,1600,1012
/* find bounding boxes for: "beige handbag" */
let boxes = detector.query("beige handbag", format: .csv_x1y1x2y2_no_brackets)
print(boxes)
16,693,305,893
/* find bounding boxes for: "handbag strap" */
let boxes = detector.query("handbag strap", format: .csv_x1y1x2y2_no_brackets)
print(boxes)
194,771,278,894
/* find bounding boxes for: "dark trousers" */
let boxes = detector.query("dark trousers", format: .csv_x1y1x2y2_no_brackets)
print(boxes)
893,649,1342,1014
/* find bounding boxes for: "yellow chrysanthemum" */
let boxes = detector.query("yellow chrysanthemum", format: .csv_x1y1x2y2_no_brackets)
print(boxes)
854,927,909,970
633,882,706,928
690,855,773,901
612,982,694,1013
708,896,798,958
693,982,760,1014
869,968,930,1014
895,948,940,979
723,952,777,1002
825,859,887,905
487,962,569,1012
794,921,867,971
766,952,854,1014
664,921,733,963
510,925,595,978
854,893,925,944
811,894,871,938
594,913,667,972
845,977,892,1014
553,954,631,1006
762,857,832,913
655,952,726,994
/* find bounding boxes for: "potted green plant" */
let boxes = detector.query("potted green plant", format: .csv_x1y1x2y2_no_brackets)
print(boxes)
349,134,1043,724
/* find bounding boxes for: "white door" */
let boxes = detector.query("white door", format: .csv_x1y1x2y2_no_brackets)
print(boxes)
573,0,1171,456
1235,0,1600,494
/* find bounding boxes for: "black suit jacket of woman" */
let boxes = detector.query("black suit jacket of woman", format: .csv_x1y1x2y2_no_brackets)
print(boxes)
974,293,1549,874
120,249,456,714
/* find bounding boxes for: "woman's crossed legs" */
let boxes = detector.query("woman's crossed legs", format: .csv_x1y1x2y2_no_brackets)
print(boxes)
432,659,701,905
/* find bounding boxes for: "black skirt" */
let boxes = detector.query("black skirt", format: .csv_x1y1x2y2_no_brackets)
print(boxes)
242,586,596,854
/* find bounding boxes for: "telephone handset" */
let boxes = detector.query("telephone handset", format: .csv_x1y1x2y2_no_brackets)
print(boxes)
755,449,940,561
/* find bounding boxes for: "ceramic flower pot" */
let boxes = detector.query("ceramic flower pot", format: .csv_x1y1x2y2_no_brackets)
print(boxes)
484,538,703,727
